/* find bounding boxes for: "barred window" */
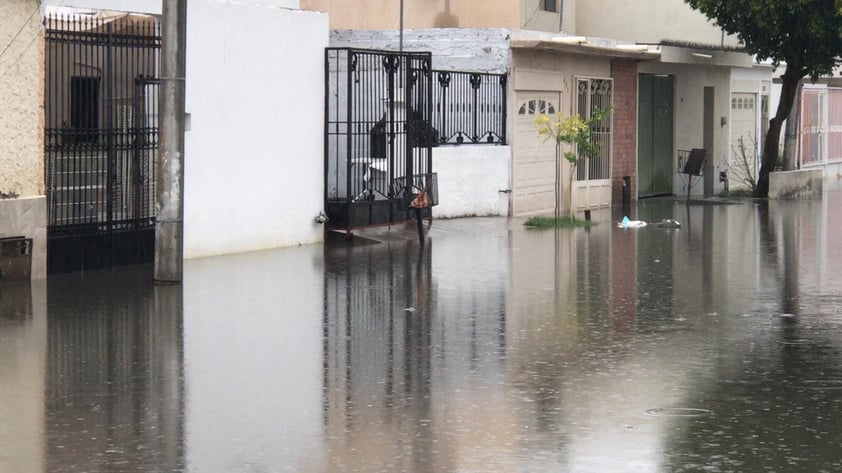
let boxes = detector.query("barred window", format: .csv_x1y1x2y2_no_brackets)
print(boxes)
542,0,557,12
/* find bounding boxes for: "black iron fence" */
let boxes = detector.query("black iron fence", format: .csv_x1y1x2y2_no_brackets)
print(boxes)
325,48,507,231
325,48,435,229
432,70,507,145
44,13,160,273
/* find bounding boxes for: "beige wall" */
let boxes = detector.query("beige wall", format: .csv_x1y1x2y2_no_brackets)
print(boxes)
520,0,562,32
512,49,611,104
302,0,521,30
575,0,741,46
0,0,46,280
0,0,44,198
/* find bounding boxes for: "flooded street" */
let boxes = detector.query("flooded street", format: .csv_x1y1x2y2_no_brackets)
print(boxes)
2,182,842,472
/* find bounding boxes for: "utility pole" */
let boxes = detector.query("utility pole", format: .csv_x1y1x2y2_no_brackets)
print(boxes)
155,0,187,282
399,0,404,52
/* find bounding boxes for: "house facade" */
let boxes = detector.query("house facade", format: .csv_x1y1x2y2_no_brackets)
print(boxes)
306,0,772,210
574,0,772,196
321,27,646,217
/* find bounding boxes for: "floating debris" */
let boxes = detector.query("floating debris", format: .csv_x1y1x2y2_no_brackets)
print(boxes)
655,218,681,228
618,216,647,228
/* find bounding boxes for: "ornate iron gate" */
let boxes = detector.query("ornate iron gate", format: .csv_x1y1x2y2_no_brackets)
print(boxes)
44,13,160,273
325,48,436,230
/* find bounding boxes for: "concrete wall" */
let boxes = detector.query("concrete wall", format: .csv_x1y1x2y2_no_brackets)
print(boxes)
1,0,46,280
183,1,328,258
769,169,823,199
330,29,510,73
304,0,519,30
432,145,511,218
575,0,740,46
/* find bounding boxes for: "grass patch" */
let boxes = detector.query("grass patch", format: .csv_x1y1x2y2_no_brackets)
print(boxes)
717,189,756,198
524,215,597,228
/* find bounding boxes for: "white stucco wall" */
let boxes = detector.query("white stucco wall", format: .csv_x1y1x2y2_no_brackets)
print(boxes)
183,1,328,258
330,29,511,73
432,145,511,218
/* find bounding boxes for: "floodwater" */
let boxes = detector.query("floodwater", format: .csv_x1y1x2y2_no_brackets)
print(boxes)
2,182,842,473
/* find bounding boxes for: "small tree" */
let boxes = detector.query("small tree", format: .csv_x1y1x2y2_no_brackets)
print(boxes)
728,134,759,194
534,109,611,220
685,0,842,197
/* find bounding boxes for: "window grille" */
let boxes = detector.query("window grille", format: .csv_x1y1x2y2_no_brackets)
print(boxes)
575,78,612,181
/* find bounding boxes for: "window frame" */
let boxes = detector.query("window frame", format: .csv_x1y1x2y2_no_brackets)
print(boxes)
541,0,558,13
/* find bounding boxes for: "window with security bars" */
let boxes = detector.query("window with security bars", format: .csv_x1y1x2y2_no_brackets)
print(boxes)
542,0,557,12
575,78,612,181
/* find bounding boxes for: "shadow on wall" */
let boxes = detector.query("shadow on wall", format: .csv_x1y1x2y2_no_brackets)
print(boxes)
434,0,459,27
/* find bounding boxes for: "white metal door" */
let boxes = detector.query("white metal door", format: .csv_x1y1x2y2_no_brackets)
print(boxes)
513,91,561,216
729,93,758,190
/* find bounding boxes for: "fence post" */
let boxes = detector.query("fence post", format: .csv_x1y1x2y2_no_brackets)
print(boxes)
501,74,508,145
470,73,481,142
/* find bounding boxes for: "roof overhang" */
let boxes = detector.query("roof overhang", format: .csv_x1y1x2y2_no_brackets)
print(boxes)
510,32,661,61
658,45,754,68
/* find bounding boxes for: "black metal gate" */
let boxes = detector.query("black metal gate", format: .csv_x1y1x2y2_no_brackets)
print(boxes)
325,48,436,230
44,13,160,274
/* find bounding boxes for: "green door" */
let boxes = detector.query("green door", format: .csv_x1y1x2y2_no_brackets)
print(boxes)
637,74,674,197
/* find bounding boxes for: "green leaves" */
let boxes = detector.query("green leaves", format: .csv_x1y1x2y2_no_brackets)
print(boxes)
685,0,842,78
534,108,612,165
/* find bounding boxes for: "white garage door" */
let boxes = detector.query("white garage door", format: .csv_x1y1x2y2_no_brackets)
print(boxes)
730,93,758,190
513,91,561,216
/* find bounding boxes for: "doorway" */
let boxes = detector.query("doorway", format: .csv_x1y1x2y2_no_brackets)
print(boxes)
638,74,674,197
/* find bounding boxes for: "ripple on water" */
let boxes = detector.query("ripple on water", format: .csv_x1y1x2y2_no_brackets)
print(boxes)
787,379,842,391
645,407,713,418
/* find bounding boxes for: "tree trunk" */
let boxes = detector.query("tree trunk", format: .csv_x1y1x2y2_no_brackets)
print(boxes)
757,65,803,197
782,81,801,171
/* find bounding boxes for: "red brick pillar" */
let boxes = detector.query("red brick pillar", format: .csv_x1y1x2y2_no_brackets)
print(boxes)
611,60,638,207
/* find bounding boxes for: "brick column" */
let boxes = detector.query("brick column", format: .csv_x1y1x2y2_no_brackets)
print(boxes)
611,60,638,206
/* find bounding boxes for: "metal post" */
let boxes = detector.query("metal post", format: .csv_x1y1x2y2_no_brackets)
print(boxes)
106,22,115,246
155,0,187,282
399,0,404,53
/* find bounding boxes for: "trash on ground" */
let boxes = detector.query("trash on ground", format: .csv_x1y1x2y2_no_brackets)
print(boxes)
618,216,647,228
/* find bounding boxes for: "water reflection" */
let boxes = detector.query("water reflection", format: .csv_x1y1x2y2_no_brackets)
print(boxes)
322,221,509,472
319,187,842,471
0,281,45,473
0,184,840,471
45,268,184,472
